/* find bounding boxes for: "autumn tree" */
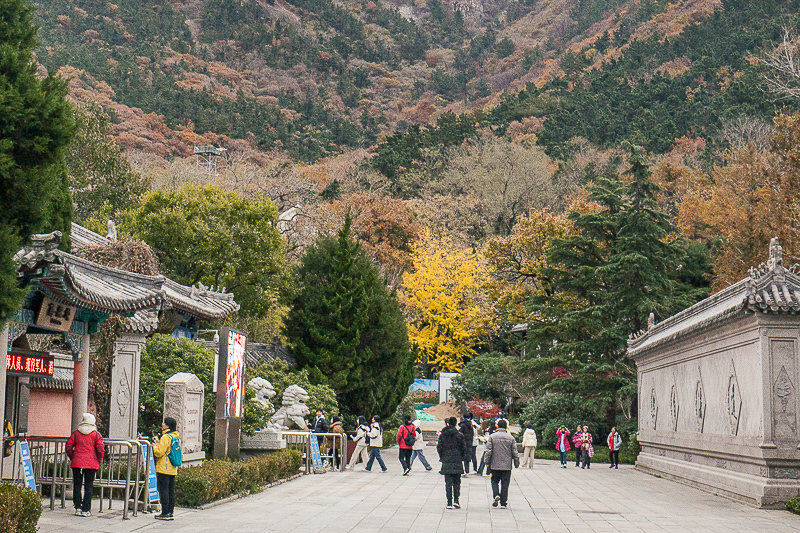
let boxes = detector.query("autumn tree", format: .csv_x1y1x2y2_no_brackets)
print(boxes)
485,209,573,324
285,216,414,418
68,102,150,223
401,229,496,374
1,0,74,320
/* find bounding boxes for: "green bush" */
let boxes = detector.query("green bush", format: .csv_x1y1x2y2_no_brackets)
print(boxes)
383,429,397,448
0,484,41,533
787,495,800,514
175,449,302,507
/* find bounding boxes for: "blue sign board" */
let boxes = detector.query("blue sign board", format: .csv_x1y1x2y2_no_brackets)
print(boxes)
309,434,323,469
18,441,36,490
141,443,160,503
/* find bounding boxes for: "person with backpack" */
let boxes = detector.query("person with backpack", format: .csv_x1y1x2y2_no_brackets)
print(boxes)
66,413,105,517
409,419,432,471
346,416,370,470
396,415,416,475
458,413,475,477
364,415,387,472
437,417,467,509
152,417,181,520
607,427,622,469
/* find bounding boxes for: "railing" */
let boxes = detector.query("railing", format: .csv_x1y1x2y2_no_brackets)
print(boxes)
282,431,347,474
1,435,150,520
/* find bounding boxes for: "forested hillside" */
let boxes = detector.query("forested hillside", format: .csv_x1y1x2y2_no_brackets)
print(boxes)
34,0,746,161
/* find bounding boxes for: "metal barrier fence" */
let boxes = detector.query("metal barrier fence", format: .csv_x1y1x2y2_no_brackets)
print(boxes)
283,431,347,474
0,435,151,519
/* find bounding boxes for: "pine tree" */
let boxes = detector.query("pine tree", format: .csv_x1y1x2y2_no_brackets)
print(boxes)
285,215,414,418
0,0,74,320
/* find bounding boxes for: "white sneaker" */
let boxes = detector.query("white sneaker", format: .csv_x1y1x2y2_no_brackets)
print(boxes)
81,511,92,517
74,509,82,516
446,504,454,509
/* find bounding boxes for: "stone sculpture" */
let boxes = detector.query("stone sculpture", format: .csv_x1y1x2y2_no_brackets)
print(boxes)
269,384,310,431
247,377,276,409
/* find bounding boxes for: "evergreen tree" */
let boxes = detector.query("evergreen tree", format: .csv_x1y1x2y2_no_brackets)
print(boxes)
0,0,74,321
285,215,414,418
526,150,702,422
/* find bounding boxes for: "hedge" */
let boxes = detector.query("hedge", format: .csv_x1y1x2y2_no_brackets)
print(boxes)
175,449,303,507
0,484,41,533
787,495,800,514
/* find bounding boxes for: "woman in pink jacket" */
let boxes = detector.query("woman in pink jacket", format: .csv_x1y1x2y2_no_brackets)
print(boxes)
555,426,571,468
66,413,105,517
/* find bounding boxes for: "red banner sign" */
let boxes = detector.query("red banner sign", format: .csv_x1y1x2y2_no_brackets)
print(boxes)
6,350,55,377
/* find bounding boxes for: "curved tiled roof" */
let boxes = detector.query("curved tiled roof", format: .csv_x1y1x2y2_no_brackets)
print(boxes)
628,237,800,358
70,222,110,251
14,229,239,321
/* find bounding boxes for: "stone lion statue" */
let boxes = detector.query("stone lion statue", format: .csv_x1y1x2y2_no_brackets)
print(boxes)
268,384,310,431
247,377,276,409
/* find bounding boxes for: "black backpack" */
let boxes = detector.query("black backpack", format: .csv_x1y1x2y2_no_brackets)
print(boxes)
403,425,416,447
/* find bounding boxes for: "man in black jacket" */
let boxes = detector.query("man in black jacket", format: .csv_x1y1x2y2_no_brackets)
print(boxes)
437,417,467,510
459,413,475,476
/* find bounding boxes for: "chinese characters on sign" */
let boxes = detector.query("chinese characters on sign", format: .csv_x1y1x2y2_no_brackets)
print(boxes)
6,350,54,377
35,296,75,332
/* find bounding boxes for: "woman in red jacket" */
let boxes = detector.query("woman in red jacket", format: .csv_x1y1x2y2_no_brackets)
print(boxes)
66,413,105,517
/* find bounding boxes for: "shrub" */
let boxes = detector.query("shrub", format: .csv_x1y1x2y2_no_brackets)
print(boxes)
0,484,41,533
787,495,800,514
175,449,302,507
383,429,397,448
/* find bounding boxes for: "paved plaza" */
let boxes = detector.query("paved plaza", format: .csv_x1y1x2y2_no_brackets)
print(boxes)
37,447,800,533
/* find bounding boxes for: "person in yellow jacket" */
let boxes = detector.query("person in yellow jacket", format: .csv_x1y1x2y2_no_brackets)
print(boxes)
152,417,179,521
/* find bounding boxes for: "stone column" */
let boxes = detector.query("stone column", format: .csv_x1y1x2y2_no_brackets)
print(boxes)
0,324,8,423
109,333,147,439
71,332,90,432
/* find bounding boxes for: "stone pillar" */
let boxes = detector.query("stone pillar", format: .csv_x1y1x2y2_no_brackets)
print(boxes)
164,373,205,466
71,332,90,432
108,333,147,439
0,324,8,424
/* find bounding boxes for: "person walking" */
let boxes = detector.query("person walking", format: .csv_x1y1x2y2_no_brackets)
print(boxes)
152,417,180,520
66,413,105,517
397,415,416,475
555,425,571,468
364,416,387,472
458,413,475,476
572,425,583,467
520,423,537,468
437,417,467,509
469,414,480,473
476,419,496,476
485,419,519,509
580,425,593,469
409,420,433,471
346,416,370,470
607,427,622,469
329,415,344,470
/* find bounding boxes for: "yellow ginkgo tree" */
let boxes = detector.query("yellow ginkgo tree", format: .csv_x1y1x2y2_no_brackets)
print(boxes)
400,229,496,374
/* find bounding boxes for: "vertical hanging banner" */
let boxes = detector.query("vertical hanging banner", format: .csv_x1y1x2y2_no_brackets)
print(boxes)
214,328,247,460
18,440,36,490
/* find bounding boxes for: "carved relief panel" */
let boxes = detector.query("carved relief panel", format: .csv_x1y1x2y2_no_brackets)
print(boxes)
670,377,679,432
650,387,658,430
771,340,797,440
695,367,706,433
727,360,742,436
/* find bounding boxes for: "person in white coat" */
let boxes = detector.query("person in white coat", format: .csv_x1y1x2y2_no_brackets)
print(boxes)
409,420,433,471
346,416,370,470
520,423,537,468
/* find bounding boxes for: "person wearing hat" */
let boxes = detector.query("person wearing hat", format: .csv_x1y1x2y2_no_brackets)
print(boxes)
409,419,432,471
66,413,105,517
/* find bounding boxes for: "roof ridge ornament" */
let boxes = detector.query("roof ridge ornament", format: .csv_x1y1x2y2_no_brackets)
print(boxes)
13,231,62,268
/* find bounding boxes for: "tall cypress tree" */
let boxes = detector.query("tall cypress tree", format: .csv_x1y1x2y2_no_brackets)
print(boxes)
285,216,414,418
1,0,74,320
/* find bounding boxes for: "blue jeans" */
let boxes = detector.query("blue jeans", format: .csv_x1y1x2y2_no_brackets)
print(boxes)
559,451,567,465
365,447,386,471
410,449,431,470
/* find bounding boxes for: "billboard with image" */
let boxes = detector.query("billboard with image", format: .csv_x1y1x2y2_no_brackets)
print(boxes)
217,328,246,418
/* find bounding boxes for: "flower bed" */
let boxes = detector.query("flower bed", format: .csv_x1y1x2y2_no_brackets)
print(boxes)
175,449,303,508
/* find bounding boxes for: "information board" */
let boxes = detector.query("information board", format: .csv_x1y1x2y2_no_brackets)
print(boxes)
18,441,36,490
309,434,323,469
141,442,160,503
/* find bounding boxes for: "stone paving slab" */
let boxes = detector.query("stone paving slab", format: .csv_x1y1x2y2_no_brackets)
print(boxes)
37,447,800,532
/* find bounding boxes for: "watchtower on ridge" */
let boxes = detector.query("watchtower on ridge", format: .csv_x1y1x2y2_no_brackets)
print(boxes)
194,145,227,176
